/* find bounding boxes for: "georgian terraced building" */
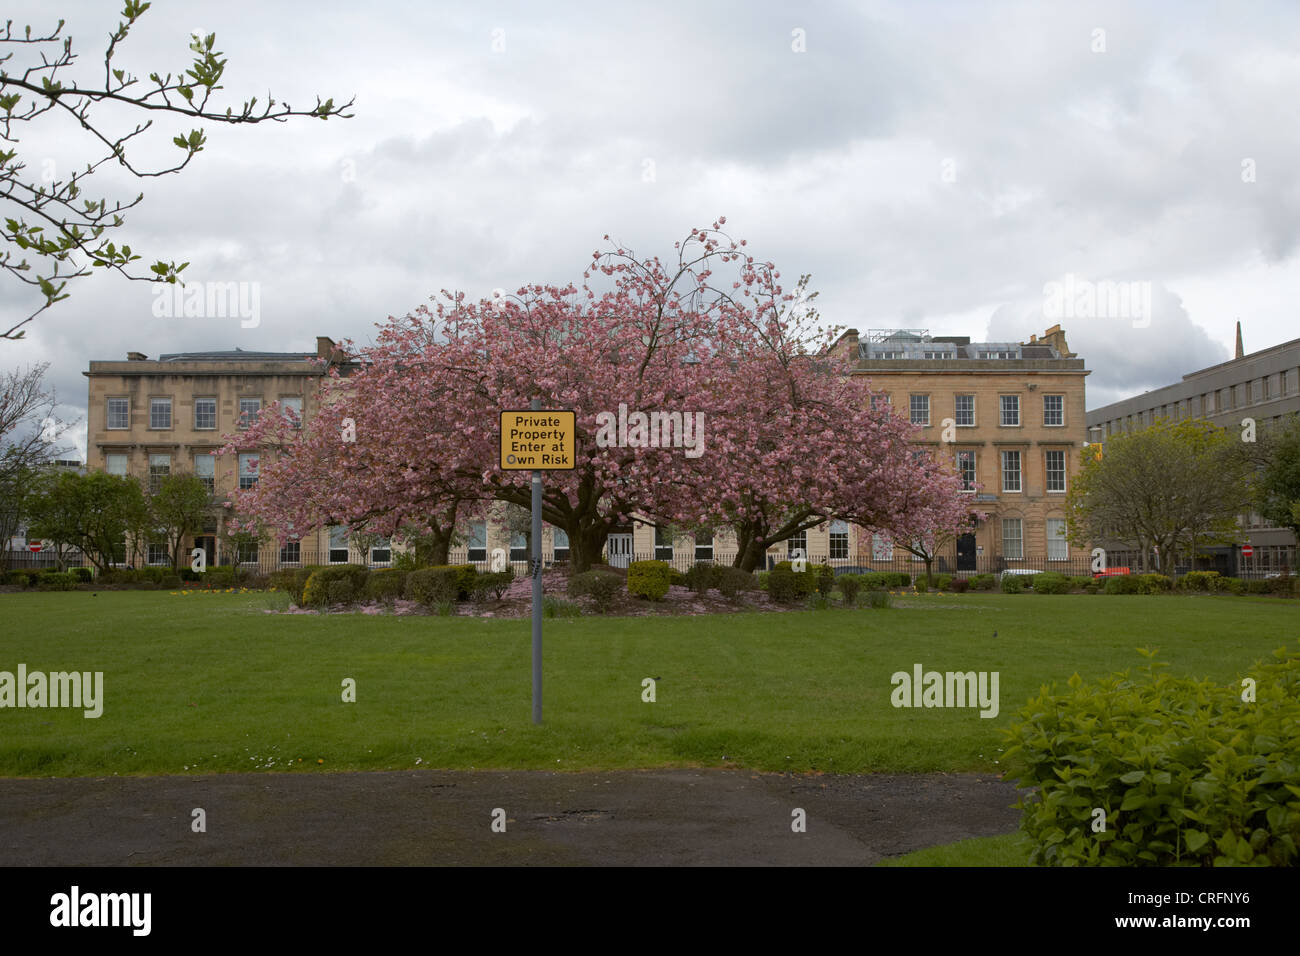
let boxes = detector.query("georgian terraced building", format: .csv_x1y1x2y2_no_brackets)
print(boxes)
83,326,1092,574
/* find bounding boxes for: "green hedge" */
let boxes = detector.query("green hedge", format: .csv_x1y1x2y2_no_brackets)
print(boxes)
1031,572,1071,595
1180,571,1220,591
969,573,997,591
303,564,370,606
365,568,410,602
627,560,672,601
1002,646,1300,866
767,565,800,604
406,567,462,607
472,569,514,602
716,566,756,600
36,571,79,591
837,574,863,605
568,569,622,612
1103,574,1142,595
1000,574,1025,593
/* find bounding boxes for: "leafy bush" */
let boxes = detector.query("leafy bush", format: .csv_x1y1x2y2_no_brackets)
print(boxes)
667,567,686,588
1104,574,1142,595
838,574,863,606
472,569,514,602
1067,576,1093,592
71,567,93,582
755,570,769,591
771,561,817,597
1031,572,1071,595
814,564,836,596
949,577,969,593
767,565,800,604
366,568,410,603
969,573,997,591
203,565,248,586
2,569,40,587
933,574,953,591
269,566,323,605
37,571,79,590
406,567,462,607
389,551,422,572
303,564,370,606
1000,574,1025,593
683,562,715,595
1137,573,1174,593
891,572,913,588
716,566,755,600
1180,570,1221,591
864,589,892,609
1213,576,1245,594
568,570,622,612
1002,646,1300,867
627,560,672,601
1266,574,1296,597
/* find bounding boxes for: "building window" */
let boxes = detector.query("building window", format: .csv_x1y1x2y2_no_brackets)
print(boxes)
280,396,303,428
870,393,892,412
654,526,674,562
194,397,217,430
510,531,528,562
909,394,930,426
329,526,349,563
871,534,893,561
194,453,215,493
695,531,714,562
107,398,130,430
148,453,170,492
1043,394,1063,426
147,542,170,566
1001,450,1021,492
957,450,976,492
279,540,301,565
1045,450,1066,492
922,351,953,359
980,350,1018,360
238,398,262,429
106,453,128,476
370,537,391,565
237,541,258,565
1002,518,1023,559
467,521,487,563
788,530,807,560
238,453,259,490
552,528,569,562
829,520,849,560
149,398,172,430
1000,395,1020,426
955,394,975,427
1046,518,1068,560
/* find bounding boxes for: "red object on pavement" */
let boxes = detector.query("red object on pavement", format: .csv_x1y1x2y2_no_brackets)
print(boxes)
1241,545,1254,557
1093,566,1131,578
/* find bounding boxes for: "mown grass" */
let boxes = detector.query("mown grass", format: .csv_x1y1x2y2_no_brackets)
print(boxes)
0,589,1292,777
876,833,1032,867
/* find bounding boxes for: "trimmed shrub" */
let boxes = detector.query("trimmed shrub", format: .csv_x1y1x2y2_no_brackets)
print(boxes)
1137,573,1174,594
269,566,322,605
814,564,836,597
668,568,686,588
1067,575,1093,591
949,577,970,594
472,569,514,602
1104,574,1143,595
838,574,863,606
1000,574,1025,593
1180,570,1221,591
1212,576,1245,594
767,565,800,604
37,571,79,591
568,570,622,613
3,569,41,587
933,574,953,591
754,570,769,591
1002,646,1300,867
303,564,370,606
406,567,461,607
1032,572,1071,595
1266,574,1296,597
71,567,93,582
683,562,714,595
969,573,997,591
716,566,755,600
627,560,672,601
366,568,410,603
772,561,817,597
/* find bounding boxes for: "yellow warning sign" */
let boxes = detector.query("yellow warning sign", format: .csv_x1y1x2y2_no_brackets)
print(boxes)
499,409,576,470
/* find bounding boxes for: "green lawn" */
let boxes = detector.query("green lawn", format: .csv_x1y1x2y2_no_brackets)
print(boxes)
0,590,1293,777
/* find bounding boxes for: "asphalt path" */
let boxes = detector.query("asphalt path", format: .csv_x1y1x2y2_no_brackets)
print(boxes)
0,769,1020,866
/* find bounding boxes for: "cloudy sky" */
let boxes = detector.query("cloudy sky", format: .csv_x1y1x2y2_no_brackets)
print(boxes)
5,0,1299,461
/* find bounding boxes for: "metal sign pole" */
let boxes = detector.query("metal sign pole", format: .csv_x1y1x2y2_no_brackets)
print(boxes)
530,396,543,724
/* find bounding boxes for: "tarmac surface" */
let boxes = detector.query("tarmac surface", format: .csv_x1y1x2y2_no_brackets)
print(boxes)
0,769,1021,866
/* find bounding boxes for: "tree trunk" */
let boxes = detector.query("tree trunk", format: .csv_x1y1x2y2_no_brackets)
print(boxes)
569,523,611,574
923,556,934,590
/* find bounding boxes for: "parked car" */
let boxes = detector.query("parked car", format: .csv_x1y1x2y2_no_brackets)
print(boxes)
998,568,1039,580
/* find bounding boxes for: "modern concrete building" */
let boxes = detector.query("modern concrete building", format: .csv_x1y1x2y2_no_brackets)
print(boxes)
1086,324,1300,573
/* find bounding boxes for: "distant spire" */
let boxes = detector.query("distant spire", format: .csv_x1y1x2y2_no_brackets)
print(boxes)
1235,321,1244,360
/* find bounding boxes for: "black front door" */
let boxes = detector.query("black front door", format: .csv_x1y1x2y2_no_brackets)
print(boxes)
956,533,977,571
